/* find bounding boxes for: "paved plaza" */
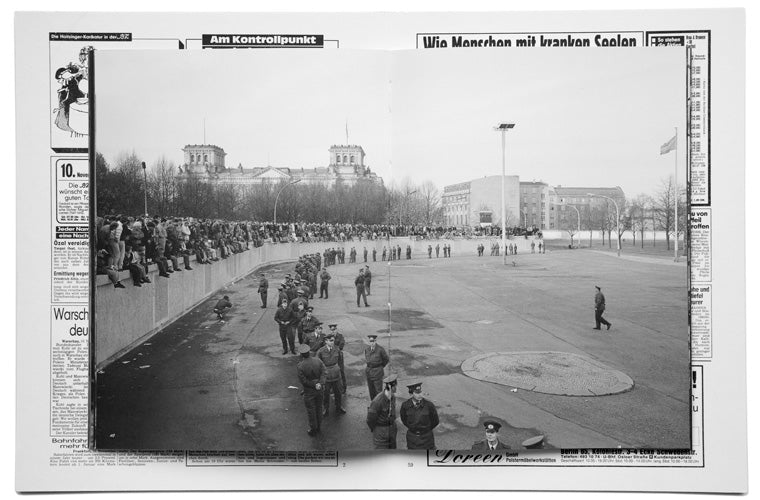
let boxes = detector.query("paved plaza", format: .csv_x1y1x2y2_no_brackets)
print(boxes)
95,246,690,451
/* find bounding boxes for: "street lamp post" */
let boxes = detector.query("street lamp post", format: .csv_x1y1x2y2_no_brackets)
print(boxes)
141,161,148,216
587,193,620,257
564,204,581,247
495,123,515,266
403,188,418,229
273,179,301,225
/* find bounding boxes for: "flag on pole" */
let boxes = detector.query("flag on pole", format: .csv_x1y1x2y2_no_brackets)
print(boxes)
660,135,677,155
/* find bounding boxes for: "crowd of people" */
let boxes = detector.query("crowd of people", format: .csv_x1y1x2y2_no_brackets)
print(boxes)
95,215,262,289
94,212,488,290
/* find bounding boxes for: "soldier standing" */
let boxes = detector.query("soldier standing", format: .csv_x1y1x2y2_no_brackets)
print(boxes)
363,246,368,263
296,344,325,437
366,374,398,449
257,272,268,308
317,332,345,416
382,246,387,261
364,265,372,296
308,271,317,299
274,299,295,355
355,268,369,307
435,244,440,258
364,334,389,400
372,247,377,262
400,381,439,450
428,245,432,258
406,245,412,259
299,306,320,345
329,324,347,393
319,267,331,299
277,284,288,308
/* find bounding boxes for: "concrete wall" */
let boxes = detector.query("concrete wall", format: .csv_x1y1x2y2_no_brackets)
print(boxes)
94,236,547,369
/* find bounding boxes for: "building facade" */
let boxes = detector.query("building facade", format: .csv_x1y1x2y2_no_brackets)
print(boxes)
176,144,382,186
551,186,626,232
519,181,552,230
443,177,626,232
442,175,520,228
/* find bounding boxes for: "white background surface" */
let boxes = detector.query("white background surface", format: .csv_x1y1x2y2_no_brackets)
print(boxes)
5,0,756,498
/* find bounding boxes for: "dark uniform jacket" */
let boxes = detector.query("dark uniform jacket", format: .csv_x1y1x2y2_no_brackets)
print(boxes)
355,274,365,290
400,397,439,446
257,278,268,293
289,296,309,313
300,315,320,334
364,269,372,283
316,346,343,382
297,356,326,394
319,270,331,283
471,440,511,451
364,344,389,380
274,306,293,330
595,291,606,311
367,392,396,431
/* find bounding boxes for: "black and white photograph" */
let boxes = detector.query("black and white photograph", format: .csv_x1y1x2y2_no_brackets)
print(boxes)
91,47,690,452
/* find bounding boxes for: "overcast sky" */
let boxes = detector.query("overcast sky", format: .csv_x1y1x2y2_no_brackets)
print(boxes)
96,47,686,197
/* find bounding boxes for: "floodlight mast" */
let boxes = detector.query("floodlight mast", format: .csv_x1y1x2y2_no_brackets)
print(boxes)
495,123,515,266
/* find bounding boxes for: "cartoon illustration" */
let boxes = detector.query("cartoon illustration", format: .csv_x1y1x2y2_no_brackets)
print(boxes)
53,46,91,137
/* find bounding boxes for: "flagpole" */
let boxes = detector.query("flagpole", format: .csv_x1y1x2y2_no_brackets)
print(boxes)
674,126,678,262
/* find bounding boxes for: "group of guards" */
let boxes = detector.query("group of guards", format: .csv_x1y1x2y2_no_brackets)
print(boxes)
476,241,526,257
256,251,543,449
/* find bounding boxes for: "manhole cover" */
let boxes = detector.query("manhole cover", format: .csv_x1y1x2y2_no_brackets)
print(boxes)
461,351,633,396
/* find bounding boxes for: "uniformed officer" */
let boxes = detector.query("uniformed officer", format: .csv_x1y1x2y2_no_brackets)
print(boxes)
400,381,439,450
299,306,319,345
317,332,345,416
289,289,309,312
328,324,347,393
363,246,368,263
296,344,326,436
428,245,432,258
257,272,269,308
471,420,511,451
355,268,369,307
366,373,398,449
435,244,440,258
593,285,612,330
363,265,372,296
277,284,288,308
274,299,295,355
319,267,331,299
372,247,377,262
382,246,387,261
364,334,389,400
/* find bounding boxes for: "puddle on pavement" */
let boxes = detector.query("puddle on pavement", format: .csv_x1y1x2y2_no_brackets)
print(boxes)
353,308,443,332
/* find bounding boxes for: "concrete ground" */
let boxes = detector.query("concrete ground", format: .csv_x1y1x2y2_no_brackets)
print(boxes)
95,245,690,451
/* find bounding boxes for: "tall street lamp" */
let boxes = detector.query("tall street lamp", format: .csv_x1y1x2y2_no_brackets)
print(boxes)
564,203,581,247
274,178,301,225
404,188,418,229
495,123,515,266
587,193,620,257
141,161,148,216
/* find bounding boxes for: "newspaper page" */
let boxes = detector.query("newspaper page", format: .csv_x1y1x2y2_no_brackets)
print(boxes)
15,9,746,493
